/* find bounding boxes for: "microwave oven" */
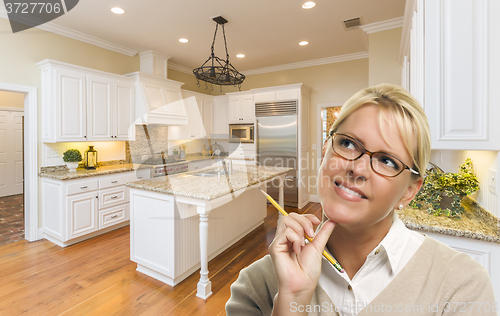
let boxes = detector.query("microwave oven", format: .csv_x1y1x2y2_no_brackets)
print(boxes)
229,124,254,143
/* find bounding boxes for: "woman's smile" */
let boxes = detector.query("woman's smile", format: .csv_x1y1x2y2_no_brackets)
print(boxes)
334,181,367,201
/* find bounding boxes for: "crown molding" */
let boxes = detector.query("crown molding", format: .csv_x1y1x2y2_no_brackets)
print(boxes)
360,17,404,34
242,51,369,76
168,62,193,75
0,12,138,57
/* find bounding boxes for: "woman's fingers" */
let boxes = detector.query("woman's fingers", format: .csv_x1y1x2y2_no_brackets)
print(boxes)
277,212,319,239
271,226,303,255
310,220,336,253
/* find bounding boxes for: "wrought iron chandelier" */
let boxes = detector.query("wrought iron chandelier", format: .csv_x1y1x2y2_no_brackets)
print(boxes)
193,16,245,90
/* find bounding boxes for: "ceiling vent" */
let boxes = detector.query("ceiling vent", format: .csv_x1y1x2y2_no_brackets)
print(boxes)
343,17,362,30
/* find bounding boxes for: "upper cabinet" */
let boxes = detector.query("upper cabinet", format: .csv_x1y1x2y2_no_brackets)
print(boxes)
213,95,229,138
402,0,500,150
38,60,135,143
126,72,187,126
168,90,212,140
227,92,254,124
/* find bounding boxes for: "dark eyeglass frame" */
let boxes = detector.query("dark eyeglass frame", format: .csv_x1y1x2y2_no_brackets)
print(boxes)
330,132,420,177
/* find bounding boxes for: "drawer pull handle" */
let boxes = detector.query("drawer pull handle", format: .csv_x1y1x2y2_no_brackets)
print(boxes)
111,181,118,183
111,215,118,219
111,196,118,199
80,186,88,189
137,177,142,179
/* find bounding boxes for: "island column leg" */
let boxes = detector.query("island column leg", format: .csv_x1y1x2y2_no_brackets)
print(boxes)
196,208,212,299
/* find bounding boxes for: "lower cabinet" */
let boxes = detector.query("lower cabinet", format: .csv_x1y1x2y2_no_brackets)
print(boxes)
42,171,137,247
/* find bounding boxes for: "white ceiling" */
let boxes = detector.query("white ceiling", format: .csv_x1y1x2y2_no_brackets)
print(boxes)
11,0,406,73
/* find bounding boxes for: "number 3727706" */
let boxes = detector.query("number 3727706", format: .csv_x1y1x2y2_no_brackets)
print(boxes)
5,2,62,14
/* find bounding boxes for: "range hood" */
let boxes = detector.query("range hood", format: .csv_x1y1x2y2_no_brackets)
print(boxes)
126,51,188,125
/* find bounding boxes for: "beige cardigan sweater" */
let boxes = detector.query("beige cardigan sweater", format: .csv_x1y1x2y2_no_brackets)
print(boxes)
226,237,497,315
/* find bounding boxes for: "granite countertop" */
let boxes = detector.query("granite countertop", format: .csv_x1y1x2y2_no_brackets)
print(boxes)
398,198,500,243
38,164,141,180
126,165,292,201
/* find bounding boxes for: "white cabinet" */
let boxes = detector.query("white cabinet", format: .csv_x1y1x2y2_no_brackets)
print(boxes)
67,191,98,239
50,66,87,142
38,59,135,143
179,96,205,139
402,0,500,150
42,172,136,247
228,143,256,161
169,90,215,140
228,92,254,123
213,96,229,138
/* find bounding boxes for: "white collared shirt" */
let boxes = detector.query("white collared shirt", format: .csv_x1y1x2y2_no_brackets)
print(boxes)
318,215,425,316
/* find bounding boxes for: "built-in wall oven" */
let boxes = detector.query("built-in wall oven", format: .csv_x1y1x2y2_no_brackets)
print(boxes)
229,124,254,143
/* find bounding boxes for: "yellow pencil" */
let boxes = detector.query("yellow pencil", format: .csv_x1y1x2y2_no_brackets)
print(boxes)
259,188,344,273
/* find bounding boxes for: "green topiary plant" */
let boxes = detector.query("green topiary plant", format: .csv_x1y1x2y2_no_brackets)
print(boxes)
62,149,82,163
410,158,479,218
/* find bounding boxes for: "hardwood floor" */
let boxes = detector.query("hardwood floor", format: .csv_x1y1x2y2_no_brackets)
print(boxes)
0,202,322,316
0,194,24,246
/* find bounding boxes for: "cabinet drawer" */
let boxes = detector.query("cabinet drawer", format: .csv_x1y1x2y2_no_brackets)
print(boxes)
67,180,98,196
98,186,127,209
99,204,129,229
99,174,128,189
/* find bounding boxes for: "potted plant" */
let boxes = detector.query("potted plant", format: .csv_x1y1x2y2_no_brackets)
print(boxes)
63,149,82,172
410,158,479,218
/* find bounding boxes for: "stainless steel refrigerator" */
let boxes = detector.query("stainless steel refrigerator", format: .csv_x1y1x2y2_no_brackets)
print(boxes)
256,101,298,207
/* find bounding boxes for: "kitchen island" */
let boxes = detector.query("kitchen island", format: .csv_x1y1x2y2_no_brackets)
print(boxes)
126,164,292,299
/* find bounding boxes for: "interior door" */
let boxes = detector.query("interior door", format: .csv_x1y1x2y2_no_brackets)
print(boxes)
0,110,24,197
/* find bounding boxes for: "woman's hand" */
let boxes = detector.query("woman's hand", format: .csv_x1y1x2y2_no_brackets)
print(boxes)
269,213,336,315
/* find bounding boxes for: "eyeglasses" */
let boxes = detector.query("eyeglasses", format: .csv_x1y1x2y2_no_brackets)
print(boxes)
330,133,419,177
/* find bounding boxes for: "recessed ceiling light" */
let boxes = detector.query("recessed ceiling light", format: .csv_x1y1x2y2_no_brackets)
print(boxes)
111,7,125,14
302,1,316,9
299,41,309,46
179,38,189,43
236,54,245,58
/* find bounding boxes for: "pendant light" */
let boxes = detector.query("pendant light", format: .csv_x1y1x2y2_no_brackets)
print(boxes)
193,16,245,91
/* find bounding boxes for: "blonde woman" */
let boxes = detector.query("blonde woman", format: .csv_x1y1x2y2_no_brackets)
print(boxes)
226,84,497,316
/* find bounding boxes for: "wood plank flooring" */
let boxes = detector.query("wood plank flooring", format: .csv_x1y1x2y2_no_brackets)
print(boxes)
0,202,322,316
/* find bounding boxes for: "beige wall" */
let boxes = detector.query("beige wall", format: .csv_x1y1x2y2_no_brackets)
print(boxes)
368,28,402,86
168,69,212,95
0,91,24,108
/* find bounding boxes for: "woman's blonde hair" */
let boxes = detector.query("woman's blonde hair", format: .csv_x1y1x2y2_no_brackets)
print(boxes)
329,83,431,178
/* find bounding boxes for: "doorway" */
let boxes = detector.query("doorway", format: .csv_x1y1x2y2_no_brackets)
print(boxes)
0,82,37,244
0,92,25,246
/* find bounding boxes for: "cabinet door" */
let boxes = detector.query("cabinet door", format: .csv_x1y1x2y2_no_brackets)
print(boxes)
240,95,255,122
180,97,204,139
114,79,135,140
67,192,97,240
213,97,229,136
55,68,86,142
229,97,241,123
86,75,113,141
424,0,499,150
203,98,213,137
